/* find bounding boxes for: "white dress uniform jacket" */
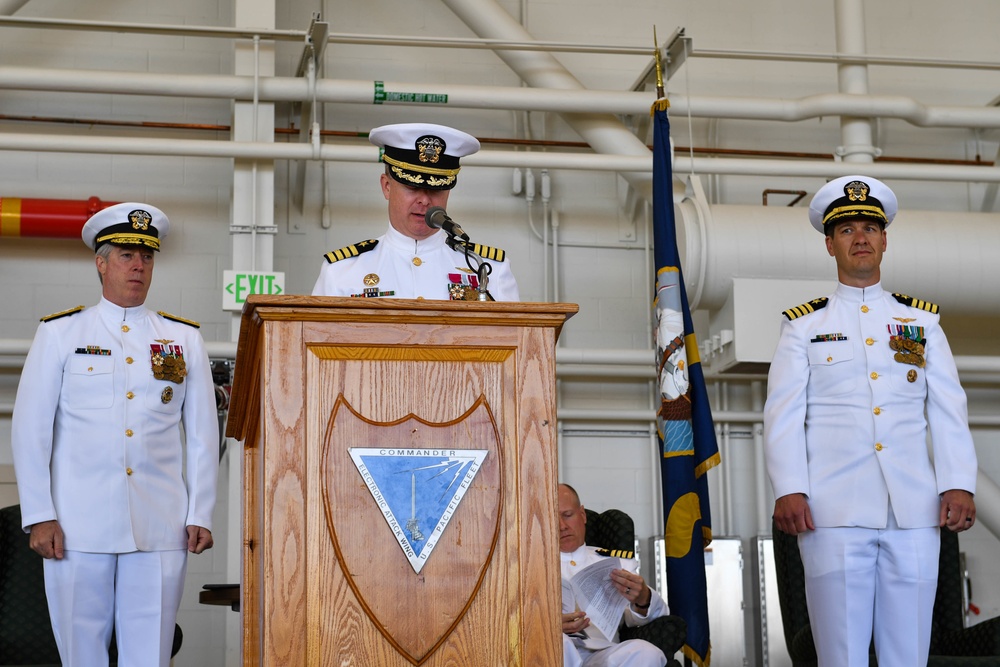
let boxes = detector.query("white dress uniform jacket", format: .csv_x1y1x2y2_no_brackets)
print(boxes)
311,225,519,301
764,282,977,528
12,297,219,552
561,545,668,651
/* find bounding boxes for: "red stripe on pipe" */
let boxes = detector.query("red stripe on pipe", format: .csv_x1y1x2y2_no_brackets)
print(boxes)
0,196,117,239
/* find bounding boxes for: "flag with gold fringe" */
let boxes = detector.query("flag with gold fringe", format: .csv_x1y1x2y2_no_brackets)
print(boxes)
652,98,721,667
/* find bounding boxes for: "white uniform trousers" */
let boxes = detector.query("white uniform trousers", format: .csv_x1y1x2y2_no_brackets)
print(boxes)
43,549,188,667
563,633,667,667
798,511,939,667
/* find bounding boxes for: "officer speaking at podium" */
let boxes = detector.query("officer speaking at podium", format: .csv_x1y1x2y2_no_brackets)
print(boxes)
311,122,520,301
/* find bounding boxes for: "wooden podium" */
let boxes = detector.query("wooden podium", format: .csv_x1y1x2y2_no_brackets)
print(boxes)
226,296,577,666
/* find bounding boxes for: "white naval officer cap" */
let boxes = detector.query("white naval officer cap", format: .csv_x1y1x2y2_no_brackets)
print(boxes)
81,202,170,251
808,175,898,234
369,122,480,190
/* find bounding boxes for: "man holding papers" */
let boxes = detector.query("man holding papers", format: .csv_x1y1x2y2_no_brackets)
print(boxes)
559,484,669,667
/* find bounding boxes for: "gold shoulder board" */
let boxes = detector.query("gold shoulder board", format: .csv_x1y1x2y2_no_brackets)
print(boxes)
470,243,506,262
158,311,201,328
593,548,635,559
782,297,829,321
323,239,379,264
892,293,939,314
40,305,85,322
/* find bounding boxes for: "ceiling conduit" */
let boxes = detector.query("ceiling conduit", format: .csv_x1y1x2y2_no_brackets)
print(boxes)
2,70,1000,187
834,0,877,163
3,66,1000,129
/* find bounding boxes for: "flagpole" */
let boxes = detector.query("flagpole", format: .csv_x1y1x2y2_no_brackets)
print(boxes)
654,26,665,100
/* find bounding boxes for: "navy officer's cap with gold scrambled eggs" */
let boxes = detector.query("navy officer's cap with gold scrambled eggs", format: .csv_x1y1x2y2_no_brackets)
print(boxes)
369,122,480,191
82,202,170,251
808,174,898,234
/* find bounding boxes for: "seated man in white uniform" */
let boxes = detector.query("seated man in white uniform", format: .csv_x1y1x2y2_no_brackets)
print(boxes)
559,484,669,667
312,122,519,301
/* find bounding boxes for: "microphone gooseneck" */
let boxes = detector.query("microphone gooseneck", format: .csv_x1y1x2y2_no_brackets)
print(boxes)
424,206,494,301
424,206,469,240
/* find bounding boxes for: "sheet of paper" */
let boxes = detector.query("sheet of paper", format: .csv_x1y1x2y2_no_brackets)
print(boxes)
570,557,630,641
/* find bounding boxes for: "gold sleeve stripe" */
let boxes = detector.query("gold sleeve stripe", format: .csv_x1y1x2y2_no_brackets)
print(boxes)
471,243,506,262
40,305,85,322
892,293,939,314
781,297,829,321
158,311,201,328
323,239,379,264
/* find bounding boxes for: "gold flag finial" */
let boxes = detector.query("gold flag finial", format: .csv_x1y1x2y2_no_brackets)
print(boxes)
654,26,665,100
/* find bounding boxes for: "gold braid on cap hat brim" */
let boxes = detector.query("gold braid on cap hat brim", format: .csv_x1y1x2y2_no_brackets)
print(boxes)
383,155,460,187
822,204,888,228
95,232,161,250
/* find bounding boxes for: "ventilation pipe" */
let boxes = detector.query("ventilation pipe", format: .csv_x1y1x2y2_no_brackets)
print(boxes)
0,196,116,239
0,1,30,15
674,191,1000,316
440,0,655,200
835,0,878,163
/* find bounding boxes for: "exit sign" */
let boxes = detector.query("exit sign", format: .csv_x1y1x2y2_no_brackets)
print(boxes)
223,270,286,311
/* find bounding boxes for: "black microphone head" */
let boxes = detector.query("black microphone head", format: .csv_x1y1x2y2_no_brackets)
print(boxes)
425,206,448,230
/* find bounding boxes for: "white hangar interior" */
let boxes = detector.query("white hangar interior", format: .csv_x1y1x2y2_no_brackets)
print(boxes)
1,0,999,664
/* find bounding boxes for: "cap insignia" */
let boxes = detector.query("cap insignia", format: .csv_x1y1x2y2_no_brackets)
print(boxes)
415,135,445,164
129,209,152,231
844,180,869,202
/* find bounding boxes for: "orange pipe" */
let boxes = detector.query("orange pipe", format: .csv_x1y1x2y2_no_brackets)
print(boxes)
0,196,117,239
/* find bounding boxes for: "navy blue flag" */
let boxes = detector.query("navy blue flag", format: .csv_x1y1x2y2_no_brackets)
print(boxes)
651,100,721,667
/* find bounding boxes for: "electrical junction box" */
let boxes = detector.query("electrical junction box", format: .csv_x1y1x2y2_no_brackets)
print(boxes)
706,278,836,375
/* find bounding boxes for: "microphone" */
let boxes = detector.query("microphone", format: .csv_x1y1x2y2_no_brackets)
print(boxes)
425,206,470,241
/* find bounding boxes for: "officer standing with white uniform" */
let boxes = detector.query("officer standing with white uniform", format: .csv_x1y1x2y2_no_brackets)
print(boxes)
12,202,219,667
764,175,978,667
311,122,519,301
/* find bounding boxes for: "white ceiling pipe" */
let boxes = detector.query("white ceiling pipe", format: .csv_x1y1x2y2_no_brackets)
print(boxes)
4,15,1000,71
0,0,29,14
0,401,993,425
5,130,1000,189
670,157,1000,182
440,0,655,198
4,65,1000,128
5,341,999,376
834,0,876,163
